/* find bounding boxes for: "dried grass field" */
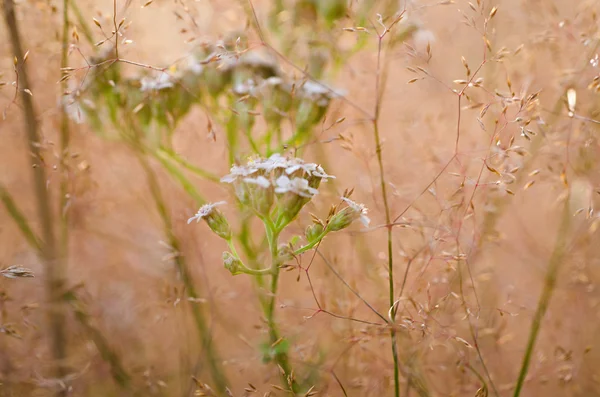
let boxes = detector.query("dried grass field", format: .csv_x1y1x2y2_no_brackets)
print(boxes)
1,0,600,396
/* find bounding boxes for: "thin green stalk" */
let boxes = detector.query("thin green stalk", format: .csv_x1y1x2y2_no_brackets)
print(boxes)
135,150,229,395
156,148,220,183
3,2,67,394
59,0,71,264
513,198,571,396
0,185,42,252
152,150,207,205
373,31,400,395
226,119,237,166
64,291,131,388
264,225,299,393
68,0,94,46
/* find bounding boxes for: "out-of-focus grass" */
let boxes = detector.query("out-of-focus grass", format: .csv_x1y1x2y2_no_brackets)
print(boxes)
1,0,600,396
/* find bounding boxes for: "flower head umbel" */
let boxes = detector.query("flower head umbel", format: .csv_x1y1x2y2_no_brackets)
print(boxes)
220,153,335,222
188,201,231,240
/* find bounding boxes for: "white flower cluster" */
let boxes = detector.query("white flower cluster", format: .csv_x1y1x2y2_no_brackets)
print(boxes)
221,153,334,198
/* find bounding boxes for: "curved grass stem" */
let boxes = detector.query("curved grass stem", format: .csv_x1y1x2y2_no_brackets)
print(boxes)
513,198,571,397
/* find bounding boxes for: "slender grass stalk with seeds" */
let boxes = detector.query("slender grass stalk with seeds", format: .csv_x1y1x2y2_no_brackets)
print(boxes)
3,2,68,394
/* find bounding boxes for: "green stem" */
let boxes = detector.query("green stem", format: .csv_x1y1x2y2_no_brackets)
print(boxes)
264,225,299,393
59,0,71,264
68,0,94,46
0,185,42,252
64,291,131,388
373,30,400,396
135,147,229,395
226,239,273,276
293,231,328,256
157,147,220,183
152,149,207,205
513,198,571,396
3,2,68,394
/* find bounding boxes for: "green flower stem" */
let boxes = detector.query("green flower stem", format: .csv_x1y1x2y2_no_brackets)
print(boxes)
0,184,42,252
136,150,229,394
156,147,221,183
152,150,207,205
293,231,328,256
263,222,299,393
226,239,273,276
513,198,571,397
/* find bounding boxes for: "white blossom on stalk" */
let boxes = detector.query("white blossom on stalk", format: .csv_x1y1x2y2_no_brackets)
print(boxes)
187,201,227,224
340,197,370,227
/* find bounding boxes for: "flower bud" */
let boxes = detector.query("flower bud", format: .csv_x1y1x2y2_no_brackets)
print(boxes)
188,202,232,240
326,207,357,232
277,244,294,264
222,252,243,275
326,197,370,231
305,223,324,242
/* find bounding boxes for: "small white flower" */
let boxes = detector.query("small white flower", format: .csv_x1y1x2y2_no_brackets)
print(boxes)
300,80,346,106
243,176,271,189
140,73,174,92
232,78,256,95
263,77,284,87
254,153,291,172
285,162,312,175
185,57,205,75
275,176,319,198
187,201,226,224
341,197,370,227
312,165,335,179
221,165,259,183
285,162,335,180
302,80,331,96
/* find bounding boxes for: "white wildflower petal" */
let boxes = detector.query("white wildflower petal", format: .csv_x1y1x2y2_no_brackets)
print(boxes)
275,176,319,197
285,164,302,174
220,174,237,183
244,176,271,189
312,165,335,179
232,78,256,95
187,201,226,224
274,175,292,194
360,213,371,227
220,165,259,183
256,153,290,172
